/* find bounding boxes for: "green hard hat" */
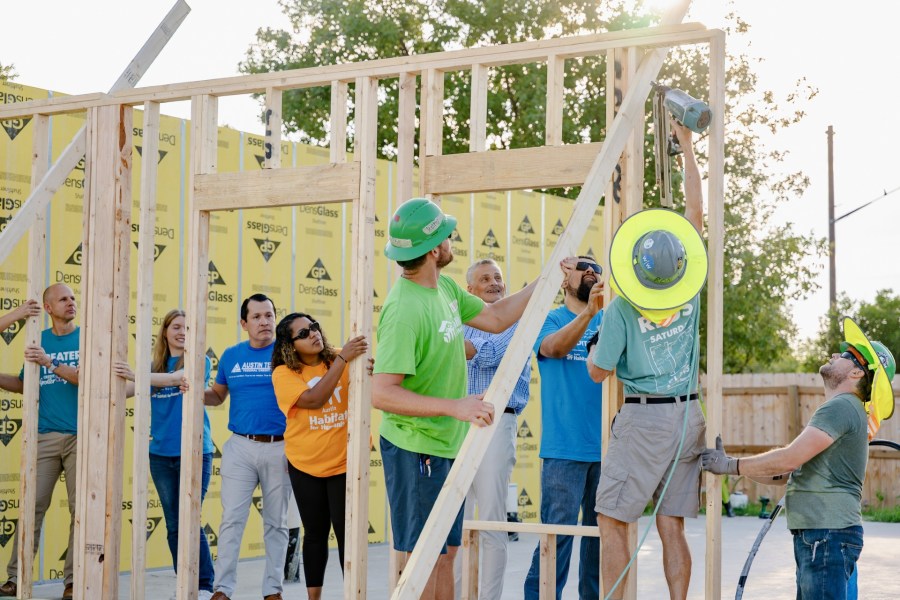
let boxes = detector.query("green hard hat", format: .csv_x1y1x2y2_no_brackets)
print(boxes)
385,198,457,261
855,340,896,382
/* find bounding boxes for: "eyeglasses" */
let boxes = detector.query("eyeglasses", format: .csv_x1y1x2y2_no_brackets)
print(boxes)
291,321,321,341
575,261,602,274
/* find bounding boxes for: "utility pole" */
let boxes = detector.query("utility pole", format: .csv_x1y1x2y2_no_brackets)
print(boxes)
827,125,836,313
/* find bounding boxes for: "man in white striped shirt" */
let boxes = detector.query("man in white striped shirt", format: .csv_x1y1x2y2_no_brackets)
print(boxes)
458,259,531,599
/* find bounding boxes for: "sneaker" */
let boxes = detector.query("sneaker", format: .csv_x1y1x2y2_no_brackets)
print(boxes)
0,581,15,597
263,594,283,600
62,583,74,599
210,592,231,600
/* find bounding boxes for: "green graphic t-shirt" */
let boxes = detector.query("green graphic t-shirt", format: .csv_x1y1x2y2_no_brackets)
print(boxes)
375,274,484,458
786,392,868,529
592,296,700,397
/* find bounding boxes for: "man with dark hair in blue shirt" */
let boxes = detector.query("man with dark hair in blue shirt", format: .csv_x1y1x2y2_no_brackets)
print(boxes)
205,294,290,600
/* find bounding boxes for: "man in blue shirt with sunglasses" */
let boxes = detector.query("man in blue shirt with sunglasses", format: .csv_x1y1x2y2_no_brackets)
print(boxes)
523,255,604,600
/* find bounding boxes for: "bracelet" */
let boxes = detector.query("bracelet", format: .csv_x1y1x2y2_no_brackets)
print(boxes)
335,354,346,364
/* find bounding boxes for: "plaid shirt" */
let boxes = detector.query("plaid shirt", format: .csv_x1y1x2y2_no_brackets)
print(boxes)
463,322,531,414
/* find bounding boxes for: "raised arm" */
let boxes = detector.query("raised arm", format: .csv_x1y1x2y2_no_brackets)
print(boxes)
539,282,603,358
672,120,703,232
466,258,575,333
0,300,41,332
293,336,367,409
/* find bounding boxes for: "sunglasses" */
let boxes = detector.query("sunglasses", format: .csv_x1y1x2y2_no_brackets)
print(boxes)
841,349,871,379
575,261,602,274
291,321,321,341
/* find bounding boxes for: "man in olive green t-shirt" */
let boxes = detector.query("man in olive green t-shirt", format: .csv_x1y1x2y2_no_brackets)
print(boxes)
373,198,570,600
702,321,896,600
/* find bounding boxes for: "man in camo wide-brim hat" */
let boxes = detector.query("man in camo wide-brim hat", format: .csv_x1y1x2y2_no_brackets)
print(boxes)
587,121,707,600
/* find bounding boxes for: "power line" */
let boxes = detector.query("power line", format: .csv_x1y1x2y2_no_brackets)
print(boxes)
833,184,900,223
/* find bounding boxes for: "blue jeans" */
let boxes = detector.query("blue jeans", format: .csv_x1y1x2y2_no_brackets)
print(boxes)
792,526,863,600
524,459,601,600
149,452,215,593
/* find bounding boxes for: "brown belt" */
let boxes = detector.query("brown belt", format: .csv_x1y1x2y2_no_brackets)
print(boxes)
236,432,284,443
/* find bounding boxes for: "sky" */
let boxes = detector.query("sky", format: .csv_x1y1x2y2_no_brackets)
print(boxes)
2,0,898,342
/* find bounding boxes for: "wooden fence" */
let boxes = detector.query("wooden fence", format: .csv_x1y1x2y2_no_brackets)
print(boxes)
709,373,900,509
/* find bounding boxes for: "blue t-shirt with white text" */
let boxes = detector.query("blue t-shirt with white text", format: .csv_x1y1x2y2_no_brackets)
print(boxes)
533,307,603,462
214,341,285,435
19,327,80,435
150,355,214,457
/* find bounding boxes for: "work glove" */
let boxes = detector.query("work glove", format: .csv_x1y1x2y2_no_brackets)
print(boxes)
700,435,740,475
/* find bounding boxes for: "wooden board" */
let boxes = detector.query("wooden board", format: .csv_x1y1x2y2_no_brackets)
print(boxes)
703,29,727,600
176,94,217,600
344,76,377,600
0,24,715,120
130,100,160,600
17,114,49,600
396,72,416,205
422,143,603,195
193,162,361,211
72,103,133,599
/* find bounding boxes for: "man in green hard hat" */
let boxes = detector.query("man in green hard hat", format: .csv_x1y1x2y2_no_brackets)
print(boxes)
702,316,896,599
372,197,573,600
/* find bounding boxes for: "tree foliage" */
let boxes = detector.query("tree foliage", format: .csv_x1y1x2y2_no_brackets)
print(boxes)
241,0,825,372
0,62,15,82
802,290,900,372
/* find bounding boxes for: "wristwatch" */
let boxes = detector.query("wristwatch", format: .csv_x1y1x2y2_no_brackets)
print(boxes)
48,358,61,374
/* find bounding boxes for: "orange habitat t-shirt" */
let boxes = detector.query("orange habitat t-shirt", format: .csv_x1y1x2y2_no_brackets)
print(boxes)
272,359,349,477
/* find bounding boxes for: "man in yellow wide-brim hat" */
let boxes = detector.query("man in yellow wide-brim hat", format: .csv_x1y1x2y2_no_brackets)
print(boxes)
587,120,707,600
701,316,895,598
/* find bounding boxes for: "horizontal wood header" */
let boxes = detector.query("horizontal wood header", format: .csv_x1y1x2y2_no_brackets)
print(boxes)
193,162,360,211
423,143,603,194
0,25,721,119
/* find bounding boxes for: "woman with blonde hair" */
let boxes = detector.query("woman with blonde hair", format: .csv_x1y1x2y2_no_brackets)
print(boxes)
271,313,367,600
114,309,215,599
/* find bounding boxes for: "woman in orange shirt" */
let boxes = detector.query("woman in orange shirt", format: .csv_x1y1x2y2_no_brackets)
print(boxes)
271,313,367,600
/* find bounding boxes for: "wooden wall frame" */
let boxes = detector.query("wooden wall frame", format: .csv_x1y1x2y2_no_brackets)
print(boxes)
0,2,726,597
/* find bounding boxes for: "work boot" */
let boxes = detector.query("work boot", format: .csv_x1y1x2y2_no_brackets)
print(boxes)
62,583,74,599
210,593,231,600
263,594,283,600
0,581,15,597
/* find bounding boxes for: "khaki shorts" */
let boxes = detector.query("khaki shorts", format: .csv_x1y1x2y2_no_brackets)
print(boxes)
595,398,706,523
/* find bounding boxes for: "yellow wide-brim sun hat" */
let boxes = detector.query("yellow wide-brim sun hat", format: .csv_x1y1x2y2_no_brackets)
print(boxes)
609,209,708,317
842,316,895,436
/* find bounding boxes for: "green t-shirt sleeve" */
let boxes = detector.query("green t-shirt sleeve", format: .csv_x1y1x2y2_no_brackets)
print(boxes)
374,318,419,377
592,298,626,370
808,396,857,441
454,280,485,323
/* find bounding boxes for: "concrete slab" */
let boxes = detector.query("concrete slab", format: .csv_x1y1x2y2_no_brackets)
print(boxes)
27,517,899,599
